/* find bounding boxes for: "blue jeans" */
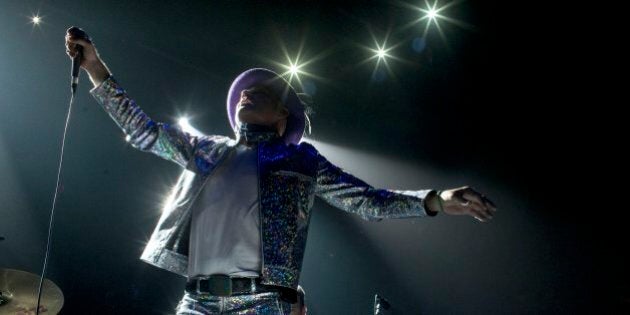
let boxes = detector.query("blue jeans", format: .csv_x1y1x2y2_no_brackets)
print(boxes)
175,291,292,315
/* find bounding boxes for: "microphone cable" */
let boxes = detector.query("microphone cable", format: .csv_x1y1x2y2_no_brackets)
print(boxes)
35,69,80,315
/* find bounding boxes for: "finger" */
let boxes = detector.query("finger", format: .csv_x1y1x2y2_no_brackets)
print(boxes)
468,202,492,219
463,201,492,219
462,190,485,207
452,193,470,206
478,201,495,218
66,37,92,48
65,46,78,58
474,199,494,216
482,196,498,211
67,27,85,38
471,212,487,222
483,200,497,213
458,194,489,216
65,44,80,58
483,208,494,220
65,40,74,48
469,207,491,222
479,206,494,219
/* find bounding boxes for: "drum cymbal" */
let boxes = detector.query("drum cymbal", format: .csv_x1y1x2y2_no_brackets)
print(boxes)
0,268,63,314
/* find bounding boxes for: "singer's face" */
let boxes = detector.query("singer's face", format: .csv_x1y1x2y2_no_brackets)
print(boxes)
236,86,289,126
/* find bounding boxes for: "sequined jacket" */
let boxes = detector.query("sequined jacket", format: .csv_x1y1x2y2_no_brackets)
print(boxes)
90,76,435,290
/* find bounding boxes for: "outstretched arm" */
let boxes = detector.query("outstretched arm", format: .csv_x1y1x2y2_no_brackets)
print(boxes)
313,147,496,222
65,27,198,168
314,148,436,221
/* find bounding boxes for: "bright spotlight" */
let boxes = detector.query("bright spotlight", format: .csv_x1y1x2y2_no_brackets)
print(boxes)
178,117,189,126
401,0,475,39
177,117,204,137
371,43,392,61
289,63,300,75
264,34,326,89
376,48,387,59
281,60,306,85
356,32,401,81
418,1,442,24
29,14,43,26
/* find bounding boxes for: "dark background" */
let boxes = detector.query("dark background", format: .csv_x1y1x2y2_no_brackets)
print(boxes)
0,0,622,314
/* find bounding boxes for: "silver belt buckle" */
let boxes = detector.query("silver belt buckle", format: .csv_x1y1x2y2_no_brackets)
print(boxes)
250,278,257,292
208,274,232,296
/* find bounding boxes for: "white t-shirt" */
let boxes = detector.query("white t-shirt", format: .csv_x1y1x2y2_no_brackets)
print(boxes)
188,143,261,278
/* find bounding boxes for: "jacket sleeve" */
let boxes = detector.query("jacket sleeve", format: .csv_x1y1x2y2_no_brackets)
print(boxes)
313,146,437,221
90,76,197,168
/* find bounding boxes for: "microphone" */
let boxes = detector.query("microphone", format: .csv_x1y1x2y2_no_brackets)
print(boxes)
67,26,90,94
71,45,83,94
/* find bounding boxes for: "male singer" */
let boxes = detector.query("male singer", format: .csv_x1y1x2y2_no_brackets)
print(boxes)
65,27,496,314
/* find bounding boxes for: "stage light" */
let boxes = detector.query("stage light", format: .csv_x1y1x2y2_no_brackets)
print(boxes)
417,1,444,25
370,42,393,62
280,60,306,85
426,8,437,21
366,40,397,80
28,12,45,30
289,63,300,76
376,48,387,60
177,116,204,137
351,30,404,81
261,33,328,88
178,117,189,127
406,0,474,40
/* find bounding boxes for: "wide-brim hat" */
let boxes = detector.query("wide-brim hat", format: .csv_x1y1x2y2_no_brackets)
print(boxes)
227,68,305,144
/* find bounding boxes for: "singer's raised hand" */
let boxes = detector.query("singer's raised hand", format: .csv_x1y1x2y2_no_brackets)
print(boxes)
65,26,111,87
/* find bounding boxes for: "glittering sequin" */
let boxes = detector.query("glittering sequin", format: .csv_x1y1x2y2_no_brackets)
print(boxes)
176,291,291,314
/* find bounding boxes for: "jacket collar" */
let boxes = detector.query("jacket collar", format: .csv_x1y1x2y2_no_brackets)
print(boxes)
237,123,279,144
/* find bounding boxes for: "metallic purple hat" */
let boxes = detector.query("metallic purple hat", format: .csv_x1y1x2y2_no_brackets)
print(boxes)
227,68,305,144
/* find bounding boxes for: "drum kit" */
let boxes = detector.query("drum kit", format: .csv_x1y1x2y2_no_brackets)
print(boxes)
0,268,64,315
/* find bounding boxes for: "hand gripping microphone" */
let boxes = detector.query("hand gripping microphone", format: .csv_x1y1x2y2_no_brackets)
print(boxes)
68,26,91,94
